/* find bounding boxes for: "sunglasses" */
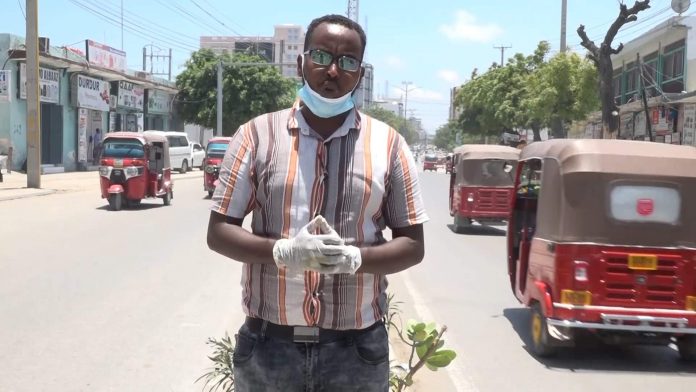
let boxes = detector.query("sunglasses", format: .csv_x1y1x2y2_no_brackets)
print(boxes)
304,49,361,72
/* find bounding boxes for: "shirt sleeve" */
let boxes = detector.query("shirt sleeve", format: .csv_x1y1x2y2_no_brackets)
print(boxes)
384,136,429,228
210,123,256,219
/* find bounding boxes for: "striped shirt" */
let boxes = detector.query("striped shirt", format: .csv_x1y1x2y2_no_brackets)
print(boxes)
211,102,428,330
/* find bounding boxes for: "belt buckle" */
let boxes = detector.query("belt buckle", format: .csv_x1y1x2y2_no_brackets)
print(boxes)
293,326,320,343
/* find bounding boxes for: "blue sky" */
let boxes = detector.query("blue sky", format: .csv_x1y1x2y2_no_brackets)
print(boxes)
3,0,680,133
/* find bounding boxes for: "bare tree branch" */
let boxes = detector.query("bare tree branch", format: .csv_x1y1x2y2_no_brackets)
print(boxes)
577,24,599,56
603,0,650,49
610,43,624,54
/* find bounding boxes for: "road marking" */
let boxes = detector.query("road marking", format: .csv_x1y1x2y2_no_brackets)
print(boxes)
401,269,480,392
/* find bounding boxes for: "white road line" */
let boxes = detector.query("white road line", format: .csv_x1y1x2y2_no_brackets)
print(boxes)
401,269,480,392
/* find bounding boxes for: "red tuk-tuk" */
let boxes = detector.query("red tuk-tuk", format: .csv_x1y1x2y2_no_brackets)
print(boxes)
423,155,438,172
508,139,696,359
99,131,173,211
203,137,232,197
449,144,519,231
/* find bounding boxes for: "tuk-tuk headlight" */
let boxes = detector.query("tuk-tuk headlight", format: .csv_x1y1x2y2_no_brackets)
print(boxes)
467,193,475,203
124,166,143,178
99,166,111,177
687,296,696,311
205,165,217,174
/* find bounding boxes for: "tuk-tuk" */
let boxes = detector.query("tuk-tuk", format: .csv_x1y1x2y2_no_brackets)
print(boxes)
423,154,438,172
99,131,174,211
508,139,696,360
203,137,232,197
449,144,519,231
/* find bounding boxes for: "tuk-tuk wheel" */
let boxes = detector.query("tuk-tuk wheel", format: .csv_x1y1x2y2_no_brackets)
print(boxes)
179,160,189,174
163,190,172,206
127,199,141,208
208,190,214,198
453,216,471,233
677,335,696,361
530,302,557,357
108,194,123,211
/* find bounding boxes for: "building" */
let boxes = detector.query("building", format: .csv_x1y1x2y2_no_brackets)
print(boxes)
201,24,305,80
0,34,178,173
586,15,696,145
354,63,374,110
371,98,403,117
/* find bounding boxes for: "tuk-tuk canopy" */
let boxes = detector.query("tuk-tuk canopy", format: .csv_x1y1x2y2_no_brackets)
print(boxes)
102,131,171,169
524,139,696,247
452,144,520,187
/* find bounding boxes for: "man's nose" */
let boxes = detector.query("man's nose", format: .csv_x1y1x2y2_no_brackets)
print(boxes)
327,62,339,78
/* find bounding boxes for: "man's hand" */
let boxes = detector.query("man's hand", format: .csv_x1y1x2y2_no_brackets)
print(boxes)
272,215,345,273
308,245,362,275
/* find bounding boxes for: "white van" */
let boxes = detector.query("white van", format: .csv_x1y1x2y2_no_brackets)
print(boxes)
144,130,192,173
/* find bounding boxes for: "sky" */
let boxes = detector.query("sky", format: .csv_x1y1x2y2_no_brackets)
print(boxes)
3,0,683,133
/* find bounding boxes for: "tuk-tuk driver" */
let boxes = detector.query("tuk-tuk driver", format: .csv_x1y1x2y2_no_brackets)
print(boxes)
206,14,428,392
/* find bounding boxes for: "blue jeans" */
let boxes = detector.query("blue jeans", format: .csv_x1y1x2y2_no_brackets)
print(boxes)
233,321,390,392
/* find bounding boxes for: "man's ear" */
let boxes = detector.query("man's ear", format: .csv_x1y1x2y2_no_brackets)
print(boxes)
296,54,303,79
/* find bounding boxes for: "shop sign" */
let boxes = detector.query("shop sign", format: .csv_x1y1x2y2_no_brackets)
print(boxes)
683,104,696,146
78,108,88,162
86,40,126,72
19,63,60,104
117,81,144,111
0,70,11,102
73,74,110,111
146,89,171,114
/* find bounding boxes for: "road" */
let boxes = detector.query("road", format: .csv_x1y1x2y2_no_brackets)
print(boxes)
1,169,694,391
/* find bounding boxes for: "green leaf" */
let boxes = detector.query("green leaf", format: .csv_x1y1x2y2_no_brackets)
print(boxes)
426,350,457,368
425,362,439,372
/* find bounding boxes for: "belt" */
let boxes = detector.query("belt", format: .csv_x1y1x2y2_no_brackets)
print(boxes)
244,316,383,344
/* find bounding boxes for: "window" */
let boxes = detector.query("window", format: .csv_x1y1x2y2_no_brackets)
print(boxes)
610,185,680,224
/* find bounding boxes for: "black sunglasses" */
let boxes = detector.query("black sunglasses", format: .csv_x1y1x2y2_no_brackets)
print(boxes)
304,49,361,72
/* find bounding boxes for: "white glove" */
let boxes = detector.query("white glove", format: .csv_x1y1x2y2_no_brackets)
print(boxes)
308,245,362,275
272,215,345,273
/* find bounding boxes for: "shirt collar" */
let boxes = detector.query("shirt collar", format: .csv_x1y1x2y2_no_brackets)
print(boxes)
287,98,362,141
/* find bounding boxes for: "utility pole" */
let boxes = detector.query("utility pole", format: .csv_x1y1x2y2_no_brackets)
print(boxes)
493,45,511,66
637,52,653,142
217,60,223,137
399,81,416,120
121,0,124,50
26,0,41,188
560,0,568,52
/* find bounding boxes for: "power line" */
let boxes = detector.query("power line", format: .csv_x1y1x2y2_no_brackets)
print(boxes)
154,0,228,36
199,0,249,35
16,0,25,19
188,0,242,35
68,0,198,53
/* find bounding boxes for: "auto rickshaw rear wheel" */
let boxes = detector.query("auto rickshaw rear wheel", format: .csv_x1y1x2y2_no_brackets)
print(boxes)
530,302,557,357
163,190,172,206
208,190,214,198
677,335,696,361
108,194,123,211
127,199,141,208
179,160,189,173
453,216,471,233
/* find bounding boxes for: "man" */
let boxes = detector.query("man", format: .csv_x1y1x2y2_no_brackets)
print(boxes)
207,14,427,392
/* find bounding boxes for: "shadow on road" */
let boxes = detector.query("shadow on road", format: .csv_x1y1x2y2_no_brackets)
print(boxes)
95,202,168,212
503,307,696,374
447,223,506,236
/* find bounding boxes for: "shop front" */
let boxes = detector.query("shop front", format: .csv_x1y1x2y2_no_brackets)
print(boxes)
145,89,171,130
109,80,144,133
20,63,63,165
72,74,109,169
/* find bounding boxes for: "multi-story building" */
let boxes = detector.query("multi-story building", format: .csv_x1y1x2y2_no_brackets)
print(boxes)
584,15,696,145
354,63,373,110
273,24,305,79
371,98,403,117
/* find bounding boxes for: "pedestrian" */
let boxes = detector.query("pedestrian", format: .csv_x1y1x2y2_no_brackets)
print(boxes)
206,14,428,392
93,128,102,161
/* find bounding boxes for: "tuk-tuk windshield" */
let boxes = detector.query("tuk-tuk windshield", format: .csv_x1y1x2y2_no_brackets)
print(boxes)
102,139,145,158
206,142,229,159
424,155,438,162
458,159,515,187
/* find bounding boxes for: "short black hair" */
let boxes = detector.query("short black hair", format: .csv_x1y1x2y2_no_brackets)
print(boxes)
304,14,367,58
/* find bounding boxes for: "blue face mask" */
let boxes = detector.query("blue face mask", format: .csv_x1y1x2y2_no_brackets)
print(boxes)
298,57,360,118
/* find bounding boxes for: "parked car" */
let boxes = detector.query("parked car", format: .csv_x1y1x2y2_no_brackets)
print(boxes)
190,142,205,170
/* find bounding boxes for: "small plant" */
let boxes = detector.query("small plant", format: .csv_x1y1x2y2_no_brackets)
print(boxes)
197,333,235,392
385,293,457,392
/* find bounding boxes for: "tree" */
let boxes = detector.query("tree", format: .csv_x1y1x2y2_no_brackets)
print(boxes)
577,0,651,138
363,106,420,145
432,121,458,150
175,49,297,135
523,51,599,138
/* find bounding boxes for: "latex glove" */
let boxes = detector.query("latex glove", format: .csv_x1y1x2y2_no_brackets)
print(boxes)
272,215,345,272
308,245,362,275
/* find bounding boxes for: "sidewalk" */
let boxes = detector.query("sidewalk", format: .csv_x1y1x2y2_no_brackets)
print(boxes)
0,169,203,201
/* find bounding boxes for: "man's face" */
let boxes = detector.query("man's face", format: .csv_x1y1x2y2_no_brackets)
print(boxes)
297,22,364,99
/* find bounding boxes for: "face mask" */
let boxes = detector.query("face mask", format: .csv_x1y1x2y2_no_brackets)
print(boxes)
298,57,360,118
